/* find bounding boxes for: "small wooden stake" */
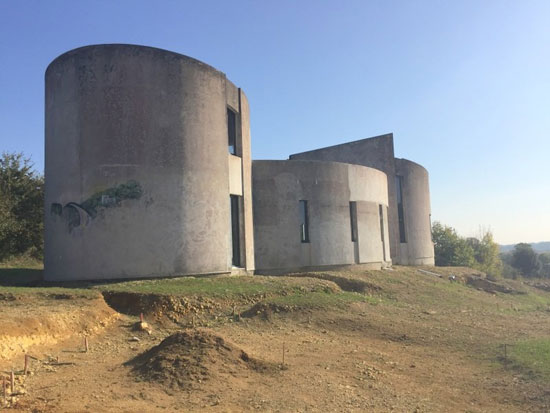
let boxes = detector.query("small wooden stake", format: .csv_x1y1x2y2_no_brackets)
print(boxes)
282,342,285,366
24,354,29,375
140,313,144,322
10,371,14,394
84,336,89,353
504,343,508,367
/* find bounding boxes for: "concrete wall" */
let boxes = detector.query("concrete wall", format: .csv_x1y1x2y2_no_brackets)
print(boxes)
395,158,435,265
289,134,434,267
45,44,253,280
289,134,400,262
252,160,390,273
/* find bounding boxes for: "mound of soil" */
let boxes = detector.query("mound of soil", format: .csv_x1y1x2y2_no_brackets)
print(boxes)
102,291,220,322
126,329,277,389
465,275,524,295
241,302,295,320
290,272,380,294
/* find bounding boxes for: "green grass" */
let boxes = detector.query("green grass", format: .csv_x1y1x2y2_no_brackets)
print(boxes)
508,338,550,381
95,276,333,299
265,290,377,308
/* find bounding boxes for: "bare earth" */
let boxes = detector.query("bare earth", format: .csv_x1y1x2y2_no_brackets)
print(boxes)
1,266,550,412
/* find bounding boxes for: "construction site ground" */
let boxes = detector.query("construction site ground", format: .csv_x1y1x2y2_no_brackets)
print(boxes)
1,266,550,412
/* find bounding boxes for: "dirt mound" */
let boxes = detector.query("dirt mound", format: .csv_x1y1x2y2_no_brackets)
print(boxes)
288,272,380,294
465,275,525,294
102,291,220,322
126,329,277,389
241,302,295,320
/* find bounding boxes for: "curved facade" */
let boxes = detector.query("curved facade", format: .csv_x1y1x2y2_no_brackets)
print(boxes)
252,160,391,273
45,45,254,280
395,159,434,265
289,134,435,266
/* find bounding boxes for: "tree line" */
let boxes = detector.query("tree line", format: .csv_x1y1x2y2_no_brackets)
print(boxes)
0,152,43,261
432,221,550,279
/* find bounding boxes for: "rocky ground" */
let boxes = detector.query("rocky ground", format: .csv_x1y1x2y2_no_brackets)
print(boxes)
1,266,550,412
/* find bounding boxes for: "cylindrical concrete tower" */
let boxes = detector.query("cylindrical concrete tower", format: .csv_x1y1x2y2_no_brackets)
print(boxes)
394,158,434,265
45,44,254,280
253,160,391,273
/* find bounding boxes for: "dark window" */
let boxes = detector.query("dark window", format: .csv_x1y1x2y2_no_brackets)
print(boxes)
230,195,240,266
379,204,387,262
395,175,406,243
349,201,358,242
379,204,385,242
227,108,237,155
299,200,310,243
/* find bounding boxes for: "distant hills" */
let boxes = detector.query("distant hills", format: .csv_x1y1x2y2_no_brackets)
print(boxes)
499,242,550,253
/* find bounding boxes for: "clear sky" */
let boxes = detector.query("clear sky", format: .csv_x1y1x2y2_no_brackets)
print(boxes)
1,0,548,245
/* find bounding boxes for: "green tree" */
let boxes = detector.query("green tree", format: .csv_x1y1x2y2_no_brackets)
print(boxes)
471,230,502,278
432,221,475,267
511,243,541,277
539,252,550,278
0,152,44,261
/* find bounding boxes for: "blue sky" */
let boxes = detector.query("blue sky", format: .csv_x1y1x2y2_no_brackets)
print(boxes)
1,0,548,244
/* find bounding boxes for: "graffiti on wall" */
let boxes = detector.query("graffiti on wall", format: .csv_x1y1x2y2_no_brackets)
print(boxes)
51,180,143,231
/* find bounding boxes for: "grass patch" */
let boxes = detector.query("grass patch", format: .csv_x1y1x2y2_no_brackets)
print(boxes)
265,290,376,308
0,255,43,269
508,338,550,381
95,276,334,299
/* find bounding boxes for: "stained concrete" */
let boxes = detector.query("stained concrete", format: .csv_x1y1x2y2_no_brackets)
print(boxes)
45,44,253,280
252,160,390,273
395,158,435,265
289,133,434,266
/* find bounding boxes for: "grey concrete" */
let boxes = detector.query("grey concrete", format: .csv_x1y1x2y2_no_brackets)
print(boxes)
395,158,435,265
252,160,390,273
289,134,400,261
290,133,434,266
45,44,253,280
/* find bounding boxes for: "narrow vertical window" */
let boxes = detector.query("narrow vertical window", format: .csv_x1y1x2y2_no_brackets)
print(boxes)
349,201,358,242
379,204,387,262
299,200,309,243
227,107,237,155
379,204,385,242
395,175,407,243
230,195,240,266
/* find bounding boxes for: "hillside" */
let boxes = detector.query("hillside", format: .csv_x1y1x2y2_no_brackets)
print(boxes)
500,241,550,253
1,266,550,412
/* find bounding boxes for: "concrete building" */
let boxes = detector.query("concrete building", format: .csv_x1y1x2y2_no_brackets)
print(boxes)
252,160,391,273
45,44,254,280
44,44,433,281
289,134,435,266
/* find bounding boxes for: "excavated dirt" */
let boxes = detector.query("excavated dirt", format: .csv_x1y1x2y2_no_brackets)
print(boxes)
3,267,550,412
287,272,381,294
0,292,119,365
127,329,278,390
240,302,296,320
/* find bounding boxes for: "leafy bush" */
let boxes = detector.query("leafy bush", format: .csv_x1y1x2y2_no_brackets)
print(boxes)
0,152,44,261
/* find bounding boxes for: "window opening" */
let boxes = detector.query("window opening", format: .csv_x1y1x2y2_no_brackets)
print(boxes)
395,175,407,243
227,108,237,155
230,195,240,266
299,200,310,243
349,201,358,242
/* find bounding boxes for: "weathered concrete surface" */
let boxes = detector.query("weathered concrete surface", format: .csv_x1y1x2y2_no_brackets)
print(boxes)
45,44,253,280
395,158,435,265
238,89,255,273
289,134,400,262
252,160,390,273
289,133,434,266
